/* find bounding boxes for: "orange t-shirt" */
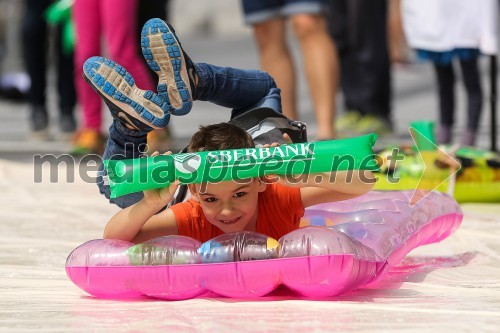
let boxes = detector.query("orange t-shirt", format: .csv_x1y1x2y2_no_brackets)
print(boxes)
170,183,305,242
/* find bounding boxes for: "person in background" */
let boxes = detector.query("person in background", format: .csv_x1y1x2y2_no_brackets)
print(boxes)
136,0,171,152
22,0,77,140
72,0,156,154
402,0,499,146
387,0,408,65
241,0,339,140
137,0,170,85
327,0,392,137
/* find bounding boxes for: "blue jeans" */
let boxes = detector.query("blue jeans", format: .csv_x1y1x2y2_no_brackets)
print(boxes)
97,62,281,208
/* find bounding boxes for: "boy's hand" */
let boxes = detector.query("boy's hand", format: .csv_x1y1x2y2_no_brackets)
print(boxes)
257,133,293,148
260,133,300,187
142,151,180,207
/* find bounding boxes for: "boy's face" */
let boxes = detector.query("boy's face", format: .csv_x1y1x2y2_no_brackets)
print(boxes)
189,179,267,233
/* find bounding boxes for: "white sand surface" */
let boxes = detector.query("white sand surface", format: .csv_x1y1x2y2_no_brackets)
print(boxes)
0,159,499,332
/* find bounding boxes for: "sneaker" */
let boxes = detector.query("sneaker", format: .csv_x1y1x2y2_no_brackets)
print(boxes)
461,129,477,147
354,114,392,136
83,56,171,132
335,111,361,137
437,125,452,145
71,128,105,155
30,106,49,140
141,18,196,115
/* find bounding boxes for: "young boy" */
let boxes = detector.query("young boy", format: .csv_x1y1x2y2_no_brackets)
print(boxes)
87,18,374,244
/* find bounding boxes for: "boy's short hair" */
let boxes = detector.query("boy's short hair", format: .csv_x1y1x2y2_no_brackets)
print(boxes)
187,123,255,152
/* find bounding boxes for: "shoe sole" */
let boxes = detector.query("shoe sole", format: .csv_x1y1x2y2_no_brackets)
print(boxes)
83,56,171,130
141,18,192,115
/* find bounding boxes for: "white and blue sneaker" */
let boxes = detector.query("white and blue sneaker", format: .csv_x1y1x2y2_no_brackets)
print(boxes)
141,18,197,116
83,56,171,132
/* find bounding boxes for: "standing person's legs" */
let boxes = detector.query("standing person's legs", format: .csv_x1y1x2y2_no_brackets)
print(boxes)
327,0,360,132
135,1,172,152
242,0,297,119
348,0,390,120
102,0,154,92
291,11,338,139
138,0,169,28
137,0,169,84
73,0,102,132
434,62,456,144
251,18,297,120
54,23,77,135
22,0,51,134
328,0,390,136
459,57,483,146
349,0,391,133
388,0,407,64
72,0,107,154
102,0,165,153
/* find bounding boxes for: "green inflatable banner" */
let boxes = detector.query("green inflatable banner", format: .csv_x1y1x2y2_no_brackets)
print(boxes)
104,134,379,198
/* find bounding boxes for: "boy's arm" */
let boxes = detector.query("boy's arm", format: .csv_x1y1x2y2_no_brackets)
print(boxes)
272,170,375,208
103,180,180,243
263,135,376,208
103,201,179,244
300,170,376,207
